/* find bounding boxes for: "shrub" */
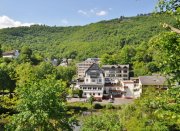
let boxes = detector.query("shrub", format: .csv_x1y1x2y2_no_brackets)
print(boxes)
93,103,103,109
106,103,114,109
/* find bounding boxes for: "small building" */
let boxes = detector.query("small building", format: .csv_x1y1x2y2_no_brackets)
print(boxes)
102,64,129,83
2,50,19,58
78,63,104,100
59,58,72,67
120,80,141,98
120,75,167,98
139,75,167,89
104,83,124,98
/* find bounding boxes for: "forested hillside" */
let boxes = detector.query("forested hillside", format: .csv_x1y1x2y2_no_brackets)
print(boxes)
0,14,176,60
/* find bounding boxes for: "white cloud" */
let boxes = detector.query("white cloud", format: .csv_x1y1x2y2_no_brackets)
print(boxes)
90,9,95,13
78,10,88,16
0,15,35,29
96,11,107,16
78,9,108,17
61,19,69,25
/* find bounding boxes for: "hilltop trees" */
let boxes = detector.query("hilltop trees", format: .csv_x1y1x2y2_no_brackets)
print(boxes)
17,46,33,63
0,14,176,61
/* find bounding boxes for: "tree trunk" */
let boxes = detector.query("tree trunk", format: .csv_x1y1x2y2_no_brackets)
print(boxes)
163,23,180,34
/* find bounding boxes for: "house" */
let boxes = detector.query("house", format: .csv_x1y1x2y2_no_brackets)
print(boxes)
105,75,167,99
59,58,72,67
102,64,129,83
77,63,104,100
120,75,167,98
104,83,123,98
77,58,100,78
2,50,19,58
139,75,167,90
120,80,141,98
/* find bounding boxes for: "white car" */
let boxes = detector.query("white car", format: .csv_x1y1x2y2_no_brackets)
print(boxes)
108,99,114,103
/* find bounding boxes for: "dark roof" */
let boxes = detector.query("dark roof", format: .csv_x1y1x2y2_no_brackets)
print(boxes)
139,75,167,85
85,63,103,74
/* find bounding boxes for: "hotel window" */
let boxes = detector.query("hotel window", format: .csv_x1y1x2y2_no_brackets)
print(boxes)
98,93,100,96
93,93,95,96
91,79,96,82
98,87,102,90
84,93,86,95
99,79,102,82
123,70,127,73
123,74,128,77
93,87,97,90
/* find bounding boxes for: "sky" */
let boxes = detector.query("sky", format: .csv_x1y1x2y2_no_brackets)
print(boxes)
0,0,158,28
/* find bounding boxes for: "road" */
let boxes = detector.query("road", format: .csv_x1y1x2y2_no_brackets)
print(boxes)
67,98,134,105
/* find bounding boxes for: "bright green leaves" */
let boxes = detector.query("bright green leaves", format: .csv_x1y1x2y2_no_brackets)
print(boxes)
82,111,123,131
6,78,74,130
149,32,180,83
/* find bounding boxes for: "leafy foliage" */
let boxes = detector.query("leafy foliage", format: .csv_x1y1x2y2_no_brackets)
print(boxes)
6,78,75,131
82,111,123,131
148,32,180,83
0,14,175,61
82,87,180,131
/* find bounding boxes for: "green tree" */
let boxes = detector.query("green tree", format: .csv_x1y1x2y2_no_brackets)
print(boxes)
118,45,136,64
6,78,75,131
100,53,117,65
0,44,2,57
149,32,180,83
0,68,10,96
56,66,76,83
82,111,123,131
156,0,180,34
18,46,33,63
15,63,35,87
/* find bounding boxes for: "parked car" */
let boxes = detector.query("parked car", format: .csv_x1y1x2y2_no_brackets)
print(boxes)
108,99,114,103
73,94,79,98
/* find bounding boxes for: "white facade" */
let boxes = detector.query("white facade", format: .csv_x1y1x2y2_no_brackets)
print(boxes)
80,85,104,98
102,65,129,83
78,63,104,99
121,80,141,98
3,50,19,59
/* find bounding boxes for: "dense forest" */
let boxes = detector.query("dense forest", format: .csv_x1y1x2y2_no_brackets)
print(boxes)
0,13,177,77
0,0,180,130
0,14,176,60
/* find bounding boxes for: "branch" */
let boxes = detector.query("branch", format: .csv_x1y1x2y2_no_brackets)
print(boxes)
163,23,180,34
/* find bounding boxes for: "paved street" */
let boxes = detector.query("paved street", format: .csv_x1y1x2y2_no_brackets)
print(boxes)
67,98,134,105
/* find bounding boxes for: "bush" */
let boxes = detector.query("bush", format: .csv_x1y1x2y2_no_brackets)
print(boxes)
106,103,114,109
93,103,103,109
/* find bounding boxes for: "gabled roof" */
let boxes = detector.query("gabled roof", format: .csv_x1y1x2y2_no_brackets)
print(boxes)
139,75,167,86
85,63,103,73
